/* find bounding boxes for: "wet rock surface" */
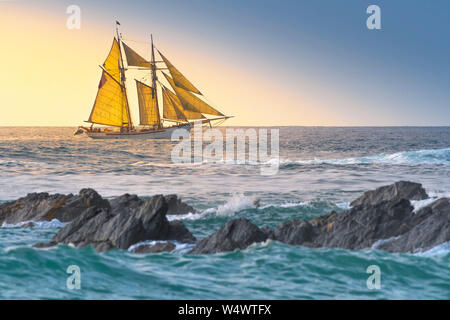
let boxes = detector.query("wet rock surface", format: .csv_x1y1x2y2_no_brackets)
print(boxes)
350,181,428,207
191,181,448,254
0,188,110,225
33,194,195,252
164,194,196,215
189,218,268,254
4,181,447,255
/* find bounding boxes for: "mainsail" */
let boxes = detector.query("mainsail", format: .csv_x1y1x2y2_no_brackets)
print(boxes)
122,42,152,68
135,80,161,127
88,71,130,127
162,72,224,117
158,51,202,95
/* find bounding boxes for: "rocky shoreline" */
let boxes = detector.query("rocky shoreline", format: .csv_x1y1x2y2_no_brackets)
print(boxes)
0,181,448,254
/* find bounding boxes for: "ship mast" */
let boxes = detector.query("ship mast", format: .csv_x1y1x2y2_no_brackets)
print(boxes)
151,34,161,128
116,24,133,130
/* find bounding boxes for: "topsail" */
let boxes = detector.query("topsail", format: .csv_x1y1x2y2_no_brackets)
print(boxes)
122,42,152,69
158,50,202,95
162,72,224,117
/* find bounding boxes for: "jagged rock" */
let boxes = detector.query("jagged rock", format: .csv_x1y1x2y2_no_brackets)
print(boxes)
133,242,176,254
307,198,415,249
273,219,315,245
379,198,450,253
164,194,196,215
269,182,448,253
168,220,196,243
0,189,198,226
350,181,428,207
0,189,110,225
109,193,143,215
37,195,196,252
189,218,267,254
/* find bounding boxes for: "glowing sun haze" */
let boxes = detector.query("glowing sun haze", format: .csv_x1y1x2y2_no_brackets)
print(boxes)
1,0,449,126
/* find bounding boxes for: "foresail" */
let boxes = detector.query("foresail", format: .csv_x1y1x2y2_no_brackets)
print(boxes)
158,51,202,95
122,42,152,68
162,72,224,117
103,38,122,83
88,71,129,127
136,80,161,126
164,87,204,120
162,87,187,122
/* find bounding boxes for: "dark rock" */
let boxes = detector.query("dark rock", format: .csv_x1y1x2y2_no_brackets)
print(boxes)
33,241,57,248
307,198,415,250
164,194,196,215
350,181,428,207
41,195,196,252
270,182,448,253
133,242,176,254
379,198,450,253
273,219,315,245
190,218,268,254
109,193,143,215
168,220,196,243
261,226,274,239
0,189,110,225
20,222,35,228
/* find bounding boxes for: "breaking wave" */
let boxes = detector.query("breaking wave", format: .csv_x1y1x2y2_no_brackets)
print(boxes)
277,148,450,167
1,219,66,229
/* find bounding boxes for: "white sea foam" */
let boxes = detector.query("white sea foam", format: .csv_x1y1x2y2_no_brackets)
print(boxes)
259,201,307,209
411,198,438,213
128,240,194,254
216,194,257,216
415,241,450,257
278,148,450,166
371,236,401,249
1,219,66,229
167,211,208,221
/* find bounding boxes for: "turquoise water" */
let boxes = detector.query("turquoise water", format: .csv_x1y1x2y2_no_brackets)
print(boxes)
0,127,449,299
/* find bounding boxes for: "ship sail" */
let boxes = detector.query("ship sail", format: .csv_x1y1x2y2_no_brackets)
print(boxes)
88,71,130,127
135,80,161,127
162,72,224,117
122,42,152,68
80,28,232,139
162,86,187,122
163,86,205,121
103,38,122,83
87,37,132,127
158,51,202,95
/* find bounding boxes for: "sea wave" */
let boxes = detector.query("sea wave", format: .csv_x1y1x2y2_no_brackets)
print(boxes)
416,241,450,257
276,148,450,167
127,240,194,254
1,219,66,229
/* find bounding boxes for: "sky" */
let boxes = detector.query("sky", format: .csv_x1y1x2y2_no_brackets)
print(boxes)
0,0,449,126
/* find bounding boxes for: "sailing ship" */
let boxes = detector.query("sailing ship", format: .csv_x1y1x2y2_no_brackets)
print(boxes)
76,23,232,139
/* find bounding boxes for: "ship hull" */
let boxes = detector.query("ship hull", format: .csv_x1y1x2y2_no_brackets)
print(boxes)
85,124,191,140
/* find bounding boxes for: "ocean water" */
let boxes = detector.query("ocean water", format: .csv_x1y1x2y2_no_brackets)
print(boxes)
0,126,449,299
